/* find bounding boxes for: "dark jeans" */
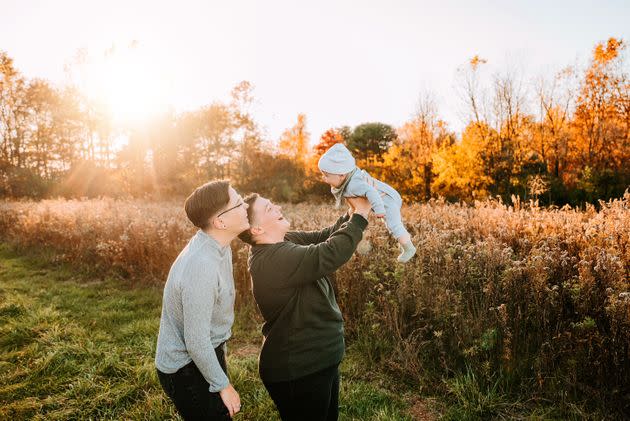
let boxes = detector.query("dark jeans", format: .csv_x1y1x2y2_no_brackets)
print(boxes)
157,343,231,421
264,364,340,421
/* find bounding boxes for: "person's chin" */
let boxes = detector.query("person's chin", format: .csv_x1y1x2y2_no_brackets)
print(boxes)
274,218,290,230
234,220,249,233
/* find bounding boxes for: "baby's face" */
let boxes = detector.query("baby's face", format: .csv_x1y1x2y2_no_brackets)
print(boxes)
320,171,346,188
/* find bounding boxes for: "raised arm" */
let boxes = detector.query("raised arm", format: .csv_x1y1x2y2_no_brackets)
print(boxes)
345,177,386,215
285,212,351,245
276,213,368,287
361,184,386,215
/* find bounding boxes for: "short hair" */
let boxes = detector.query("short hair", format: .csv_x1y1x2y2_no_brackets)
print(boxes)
237,193,260,245
184,180,230,230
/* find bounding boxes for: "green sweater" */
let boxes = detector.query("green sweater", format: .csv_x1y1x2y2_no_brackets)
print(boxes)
248,213,368,384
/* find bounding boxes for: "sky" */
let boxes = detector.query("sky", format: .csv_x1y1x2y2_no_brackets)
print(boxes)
2,0,630,144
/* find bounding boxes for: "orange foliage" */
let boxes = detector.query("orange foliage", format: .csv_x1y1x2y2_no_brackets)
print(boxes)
313,128,345,157
278,113,309,163
572,37,629,174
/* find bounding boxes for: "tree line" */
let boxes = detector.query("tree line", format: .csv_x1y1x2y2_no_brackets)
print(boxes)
1,37,628,205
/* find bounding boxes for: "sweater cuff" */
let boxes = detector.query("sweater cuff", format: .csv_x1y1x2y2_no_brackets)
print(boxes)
349,213,368,230
208,375,230,393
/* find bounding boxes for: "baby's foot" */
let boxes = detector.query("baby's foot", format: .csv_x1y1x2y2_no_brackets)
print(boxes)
397,242,416,263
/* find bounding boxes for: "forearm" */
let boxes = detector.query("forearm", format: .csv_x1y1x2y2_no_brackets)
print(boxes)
364,188,386,214
182,272,230,392
294,213,368,282
187,341,230,392
318,213,368,270
286,212,350,245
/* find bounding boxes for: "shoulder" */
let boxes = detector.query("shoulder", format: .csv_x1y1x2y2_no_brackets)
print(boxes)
252,241,303,258
179,254,221,287
251,241,309,266
249,242,307,278
346,175,370,194
284,230,318,245
284,231,301,243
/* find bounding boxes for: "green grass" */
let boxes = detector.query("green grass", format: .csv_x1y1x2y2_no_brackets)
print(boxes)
0,244,414,420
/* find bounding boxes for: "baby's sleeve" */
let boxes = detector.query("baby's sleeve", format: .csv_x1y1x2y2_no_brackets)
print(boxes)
348,179,386,214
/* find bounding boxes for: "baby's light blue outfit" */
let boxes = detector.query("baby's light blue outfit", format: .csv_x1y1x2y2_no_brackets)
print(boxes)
331,167,409,239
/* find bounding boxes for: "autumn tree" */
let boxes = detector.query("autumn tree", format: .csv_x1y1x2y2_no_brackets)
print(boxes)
454,55,542,200
379,93,453,201
51,87,84,172
534,67,577,181
571,37,629,200
432,123,494,201
313,128,345,157
278,113,309,163
23,79,60,179
0,52,28,169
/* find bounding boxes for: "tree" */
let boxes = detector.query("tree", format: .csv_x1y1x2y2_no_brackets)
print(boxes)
313,128,345,157
278,113,309,163
194,103,235,178
346,122,396,170
432,123,494,201
456,55,541,200
456,55,489,133
0,51,28,168
387,93,452,200
488,65,532,198
534,67,576,181
571,37,629,200
53,87,85,172
23,79,60,179
228,81,265,190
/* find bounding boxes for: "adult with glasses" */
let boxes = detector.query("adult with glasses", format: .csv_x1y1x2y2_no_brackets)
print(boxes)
155,180,250,420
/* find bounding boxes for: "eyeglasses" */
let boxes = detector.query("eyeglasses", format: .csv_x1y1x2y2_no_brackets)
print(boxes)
216,201,244,218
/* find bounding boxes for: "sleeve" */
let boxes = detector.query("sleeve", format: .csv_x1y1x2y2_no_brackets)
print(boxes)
365,186,386,214
285,213,350,245
181,265,230,392
349,180,386,214
276,213,368,287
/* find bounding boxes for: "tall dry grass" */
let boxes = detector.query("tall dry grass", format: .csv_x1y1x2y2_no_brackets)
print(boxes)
1,194,628,415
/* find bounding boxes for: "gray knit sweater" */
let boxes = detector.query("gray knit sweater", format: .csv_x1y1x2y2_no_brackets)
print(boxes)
155,230,235,392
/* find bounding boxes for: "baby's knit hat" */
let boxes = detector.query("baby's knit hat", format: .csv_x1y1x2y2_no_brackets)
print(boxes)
318,143,356,174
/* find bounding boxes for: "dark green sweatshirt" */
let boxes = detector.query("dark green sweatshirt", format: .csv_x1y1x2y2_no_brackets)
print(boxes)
248,213,368,384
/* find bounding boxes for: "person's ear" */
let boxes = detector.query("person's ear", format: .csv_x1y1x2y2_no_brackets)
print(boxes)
250,226,264,236
212,217,226,230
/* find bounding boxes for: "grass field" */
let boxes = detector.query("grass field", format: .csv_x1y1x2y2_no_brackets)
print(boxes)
0,244,424,420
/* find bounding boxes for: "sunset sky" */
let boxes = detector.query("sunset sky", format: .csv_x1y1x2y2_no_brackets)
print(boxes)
3,0,629,143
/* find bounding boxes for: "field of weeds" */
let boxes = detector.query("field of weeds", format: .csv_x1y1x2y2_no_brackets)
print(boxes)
1,195,628,418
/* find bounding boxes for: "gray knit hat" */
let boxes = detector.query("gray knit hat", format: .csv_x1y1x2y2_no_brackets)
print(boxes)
318,143,356,174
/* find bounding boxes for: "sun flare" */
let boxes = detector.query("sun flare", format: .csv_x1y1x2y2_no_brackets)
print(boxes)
83,44,171,124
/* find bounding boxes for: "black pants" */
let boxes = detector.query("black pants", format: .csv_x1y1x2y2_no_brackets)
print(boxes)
264,364,340,421
157,344,231,421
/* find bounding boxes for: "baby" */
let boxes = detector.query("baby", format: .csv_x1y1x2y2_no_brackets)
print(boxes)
318,143,417,263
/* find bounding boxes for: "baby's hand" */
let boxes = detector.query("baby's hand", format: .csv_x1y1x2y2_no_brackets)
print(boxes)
375,213,385,218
